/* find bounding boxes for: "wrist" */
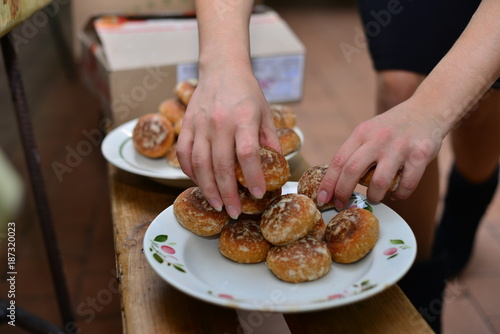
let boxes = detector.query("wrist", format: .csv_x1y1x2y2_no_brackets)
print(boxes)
198,52,254,78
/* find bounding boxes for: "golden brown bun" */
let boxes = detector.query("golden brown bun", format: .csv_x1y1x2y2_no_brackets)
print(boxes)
308,210,326,241
277,127,301,156
324,208,379,264
266,235,332,283
173,187,231,237
158,98,186,124
270,104,297,129
166,143,180,168
235,145,290,191
297,164,336,211
218,219,271,263
238,185,282,215
132,113,175,158
174,79,198,106
358,165,402,192
261,193,320,245
272,108,287,129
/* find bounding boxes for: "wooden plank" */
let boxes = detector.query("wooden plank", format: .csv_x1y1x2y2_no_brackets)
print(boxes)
284,284,433,334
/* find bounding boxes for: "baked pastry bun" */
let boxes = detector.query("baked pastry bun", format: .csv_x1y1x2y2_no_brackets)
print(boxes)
270,104,297,129
158,98,186,124
297,164,336,211
359,165,402,192
308,210,326,241
132,113,175,158
174,79,198,106
324,208,379,264
260,193,320,245
166,143,180,168
277,127,301,156
266,235,332,283
272,108,287,129
219,219,271,263
235,145,290,191
238,185,282,215
173,187,231,237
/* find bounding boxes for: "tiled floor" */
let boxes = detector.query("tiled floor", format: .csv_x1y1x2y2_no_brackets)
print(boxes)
0,3,499,334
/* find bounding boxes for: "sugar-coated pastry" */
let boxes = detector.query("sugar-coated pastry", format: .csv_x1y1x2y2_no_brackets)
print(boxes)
238,185,282,215
261,193,320,245
132,113,175,158
235,145,290,191
218,219,271,263
158,97,186,124
272,108,287,129
266,235,332,283
174,79,198,106
166,143,180,168
270,104,297,129
358,165,402,192
324,208,379,264
173,187,231,237
277,127,301,156
297,164,336,211
308,210,326,241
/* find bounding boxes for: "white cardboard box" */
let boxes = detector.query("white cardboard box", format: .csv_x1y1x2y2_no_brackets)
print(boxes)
72,0,196,55
80,7,306,126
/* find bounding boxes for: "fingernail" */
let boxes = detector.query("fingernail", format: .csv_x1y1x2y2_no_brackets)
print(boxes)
226,206,240,220
251,187,264,199
317,190,328,206
334,199,345,210
209,198,223,212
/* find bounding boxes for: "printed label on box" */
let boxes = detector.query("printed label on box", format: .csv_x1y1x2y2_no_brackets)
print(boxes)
176,54,304,103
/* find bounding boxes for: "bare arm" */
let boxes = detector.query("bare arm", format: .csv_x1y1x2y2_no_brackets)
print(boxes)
318,0,500,208
176,0,280,219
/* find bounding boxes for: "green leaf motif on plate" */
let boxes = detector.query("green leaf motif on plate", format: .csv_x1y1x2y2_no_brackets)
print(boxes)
390,239,404,244
173,264,186,273
154,235,168,242
153,253,164,263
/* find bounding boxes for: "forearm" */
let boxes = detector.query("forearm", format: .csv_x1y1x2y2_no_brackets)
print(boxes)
195,0,255,74
411,0,500,137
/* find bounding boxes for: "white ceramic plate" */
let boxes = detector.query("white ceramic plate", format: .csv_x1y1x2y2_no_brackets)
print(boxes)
143,182,416,313
101,118,305,188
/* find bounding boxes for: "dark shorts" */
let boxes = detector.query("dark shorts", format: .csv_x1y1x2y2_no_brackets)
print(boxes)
358,0,500,88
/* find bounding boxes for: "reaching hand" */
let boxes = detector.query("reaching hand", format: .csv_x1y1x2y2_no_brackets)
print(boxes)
317,98,446,209
176,66,281,219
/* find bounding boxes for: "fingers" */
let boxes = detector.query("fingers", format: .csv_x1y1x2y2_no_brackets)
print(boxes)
176,126,196,183
317,133,411,209
235,125,266,199
317,136,363,209
364,158,404,202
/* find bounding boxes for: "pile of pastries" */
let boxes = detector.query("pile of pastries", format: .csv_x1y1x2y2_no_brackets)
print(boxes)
172,148,380,284
131,79,303,167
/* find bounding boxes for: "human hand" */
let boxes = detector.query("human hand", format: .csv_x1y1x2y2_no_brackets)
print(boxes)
317,99,446,209
176,66,281,219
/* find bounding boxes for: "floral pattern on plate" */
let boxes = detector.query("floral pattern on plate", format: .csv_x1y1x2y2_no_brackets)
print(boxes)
148,234,186,273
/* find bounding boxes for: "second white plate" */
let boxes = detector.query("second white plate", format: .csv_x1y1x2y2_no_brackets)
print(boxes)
101,118,305,187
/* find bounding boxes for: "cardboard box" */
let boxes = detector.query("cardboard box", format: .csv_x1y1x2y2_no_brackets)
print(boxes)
72,0,195,54
80,6,306,126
